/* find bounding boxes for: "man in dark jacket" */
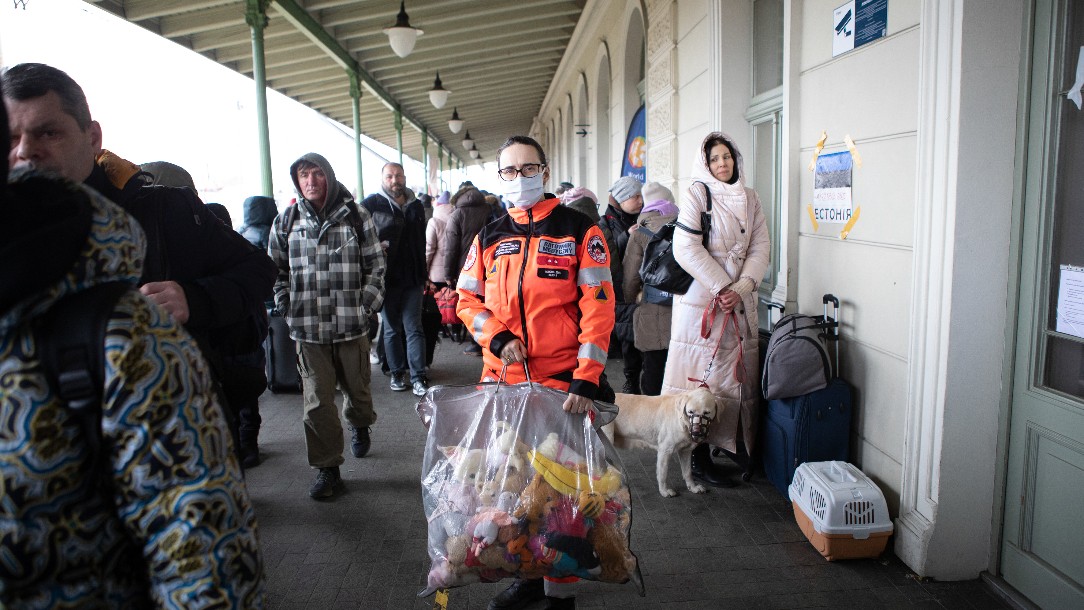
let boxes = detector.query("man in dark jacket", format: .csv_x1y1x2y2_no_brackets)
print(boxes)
239,195,279,251
361,162,429,396
3,62,277,425
444,186,492,356
602,176,645,394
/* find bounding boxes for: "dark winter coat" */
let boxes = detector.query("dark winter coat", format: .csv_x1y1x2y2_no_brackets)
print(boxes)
361,188,427,287
444,187,492,281
239,195,278,251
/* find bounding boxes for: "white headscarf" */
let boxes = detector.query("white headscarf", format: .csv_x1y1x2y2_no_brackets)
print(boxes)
690,132,748,225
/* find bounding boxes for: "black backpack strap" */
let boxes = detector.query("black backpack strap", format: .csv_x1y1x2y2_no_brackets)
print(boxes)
35,281,132,474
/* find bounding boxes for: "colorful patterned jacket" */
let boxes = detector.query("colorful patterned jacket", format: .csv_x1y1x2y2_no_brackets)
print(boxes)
0,172,265,609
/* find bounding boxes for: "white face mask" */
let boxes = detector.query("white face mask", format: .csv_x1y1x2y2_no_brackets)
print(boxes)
500,173,545,209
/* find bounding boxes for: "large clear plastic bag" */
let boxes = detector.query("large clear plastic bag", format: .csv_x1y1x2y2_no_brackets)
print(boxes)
416,375,644,597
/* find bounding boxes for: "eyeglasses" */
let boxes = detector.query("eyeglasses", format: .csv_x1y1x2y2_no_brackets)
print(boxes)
497,163,545,181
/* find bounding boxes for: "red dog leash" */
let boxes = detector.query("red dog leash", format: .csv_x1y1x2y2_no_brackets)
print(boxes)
688,294,747,389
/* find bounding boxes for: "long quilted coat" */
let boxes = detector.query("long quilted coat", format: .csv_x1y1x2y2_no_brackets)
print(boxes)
661,133,771,453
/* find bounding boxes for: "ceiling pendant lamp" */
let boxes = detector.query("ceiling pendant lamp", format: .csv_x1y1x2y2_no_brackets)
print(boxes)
461,131,474,150
469,145,480,160
383,1,423,58
428,72,449,109
448,107,464,134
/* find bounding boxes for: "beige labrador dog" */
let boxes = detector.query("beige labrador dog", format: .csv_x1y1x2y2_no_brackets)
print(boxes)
601,387,718,497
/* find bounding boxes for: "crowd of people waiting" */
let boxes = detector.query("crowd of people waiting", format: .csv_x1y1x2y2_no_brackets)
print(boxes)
0,61,768,610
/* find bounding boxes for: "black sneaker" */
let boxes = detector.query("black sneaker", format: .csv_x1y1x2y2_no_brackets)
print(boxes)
488,578,545,610
309,466,343,499
390,373,408,392
350,426,371,458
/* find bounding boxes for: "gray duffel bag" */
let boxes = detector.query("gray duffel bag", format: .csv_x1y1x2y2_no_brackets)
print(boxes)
761,313,833,400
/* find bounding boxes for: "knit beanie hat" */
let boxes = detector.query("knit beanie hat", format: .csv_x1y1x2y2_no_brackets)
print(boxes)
641,181,674,205
435,190,450,205
560,186,597,205
609,176,643,203
641,199,678,217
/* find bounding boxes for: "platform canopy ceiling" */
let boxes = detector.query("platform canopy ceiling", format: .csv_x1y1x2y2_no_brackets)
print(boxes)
85,0,586,167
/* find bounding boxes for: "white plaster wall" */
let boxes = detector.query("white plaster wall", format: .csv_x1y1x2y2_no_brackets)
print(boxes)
795,4,921,513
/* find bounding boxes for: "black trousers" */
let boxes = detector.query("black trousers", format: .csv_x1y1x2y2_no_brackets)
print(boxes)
639,349,668,396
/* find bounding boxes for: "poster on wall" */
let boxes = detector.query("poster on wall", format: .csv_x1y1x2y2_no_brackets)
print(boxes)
833,0,888,57
1057,264,1084,339
620,104,646,182
812,151,854,224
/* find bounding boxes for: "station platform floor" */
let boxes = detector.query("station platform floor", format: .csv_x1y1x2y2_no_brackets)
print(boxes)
245,335,1011,610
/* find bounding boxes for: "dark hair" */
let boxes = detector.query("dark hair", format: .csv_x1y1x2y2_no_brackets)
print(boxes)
294,159,320,175
496,135,548,167
703,135,739,184
0,63,93,130
381,162,404,174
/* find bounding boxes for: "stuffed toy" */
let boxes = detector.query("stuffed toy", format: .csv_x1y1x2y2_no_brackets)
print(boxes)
541,535,602,579
512,473,561,536
588,521,630,583
578,491,605,519
530,433,622,496
545,496,589,539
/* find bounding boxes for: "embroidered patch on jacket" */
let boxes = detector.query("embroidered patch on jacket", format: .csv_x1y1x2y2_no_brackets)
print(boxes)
537,268,570,280
538,239,575,256
463,243,478,271
586,235,608,264
594,286,608,301
538,255,570,267
494,241,522,258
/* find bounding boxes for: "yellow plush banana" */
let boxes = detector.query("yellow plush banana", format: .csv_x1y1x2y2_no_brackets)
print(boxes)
528,450,621,496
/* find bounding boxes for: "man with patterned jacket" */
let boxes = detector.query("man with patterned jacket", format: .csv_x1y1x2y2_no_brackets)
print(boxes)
268,152,386,500
0,90,264,607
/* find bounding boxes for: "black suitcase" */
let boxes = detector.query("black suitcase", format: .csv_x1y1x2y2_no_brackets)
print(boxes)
760,295,853,495
264,309,302,393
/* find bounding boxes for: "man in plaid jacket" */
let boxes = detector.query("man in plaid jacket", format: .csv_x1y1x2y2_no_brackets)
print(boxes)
269,152,386,499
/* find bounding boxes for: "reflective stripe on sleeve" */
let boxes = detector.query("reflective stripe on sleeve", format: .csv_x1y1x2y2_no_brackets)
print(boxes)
576,266,612,286
472,310,492,341
458,275,482,294
578,342,608,366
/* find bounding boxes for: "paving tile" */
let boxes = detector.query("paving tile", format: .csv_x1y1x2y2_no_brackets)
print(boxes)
246,341,1008,609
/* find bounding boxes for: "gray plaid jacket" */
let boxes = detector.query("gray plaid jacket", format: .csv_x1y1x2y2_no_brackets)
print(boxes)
269,194,385,344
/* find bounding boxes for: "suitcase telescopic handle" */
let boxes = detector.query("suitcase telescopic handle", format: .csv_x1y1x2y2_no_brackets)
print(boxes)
764,300,785,327
822,294,841,377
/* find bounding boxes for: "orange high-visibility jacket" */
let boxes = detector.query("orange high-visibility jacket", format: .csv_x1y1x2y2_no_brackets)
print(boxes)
455,197,615,398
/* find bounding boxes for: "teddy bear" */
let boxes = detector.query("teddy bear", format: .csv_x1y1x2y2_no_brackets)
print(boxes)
588,521,631,583
512,473,562,536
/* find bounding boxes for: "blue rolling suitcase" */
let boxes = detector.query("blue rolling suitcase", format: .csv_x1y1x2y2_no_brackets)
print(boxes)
761,295,853,495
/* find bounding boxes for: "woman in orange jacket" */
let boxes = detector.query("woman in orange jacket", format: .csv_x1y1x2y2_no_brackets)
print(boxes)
456,136,616,423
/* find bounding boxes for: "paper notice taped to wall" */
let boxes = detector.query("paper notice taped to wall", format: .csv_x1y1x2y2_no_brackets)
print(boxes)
1057,264,1084,339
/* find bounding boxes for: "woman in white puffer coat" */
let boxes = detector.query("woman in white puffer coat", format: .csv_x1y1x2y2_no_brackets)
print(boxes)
662,132,770,488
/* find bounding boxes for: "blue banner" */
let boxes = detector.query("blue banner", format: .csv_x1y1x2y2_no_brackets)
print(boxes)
620,104,647,182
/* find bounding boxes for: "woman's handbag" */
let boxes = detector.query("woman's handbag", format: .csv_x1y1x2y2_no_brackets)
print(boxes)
638,183,712,295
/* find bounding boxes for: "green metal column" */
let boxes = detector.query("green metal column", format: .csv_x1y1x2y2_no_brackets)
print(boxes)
245,0,273,196
421,131,428,195
394,108,404,166
438,146,444,192
350,72,364,197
